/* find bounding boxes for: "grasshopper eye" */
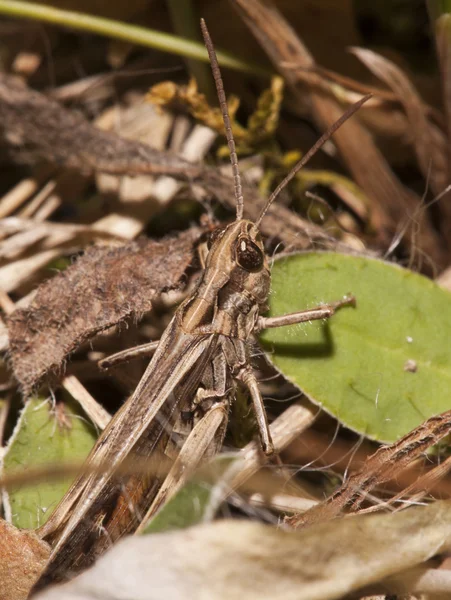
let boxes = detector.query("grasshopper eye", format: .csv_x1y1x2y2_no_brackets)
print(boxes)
236,237,264,271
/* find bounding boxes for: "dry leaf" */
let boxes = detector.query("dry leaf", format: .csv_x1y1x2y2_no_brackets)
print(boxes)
8,228,201,392
0,518,50,600
148,79,244,140
0,74,198,178
289,408,451,529
34,501,451,600
148,76,284,155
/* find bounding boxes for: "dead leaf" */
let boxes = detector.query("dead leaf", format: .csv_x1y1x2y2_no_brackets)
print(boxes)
0,518,50,600
0,74,199,178
7,227,201,393
148,79,244,139
289,408,451,529
148,75,284,155
34,501,451,600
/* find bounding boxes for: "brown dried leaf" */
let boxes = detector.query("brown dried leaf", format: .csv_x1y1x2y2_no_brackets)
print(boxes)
148,76,284,156
148,79,244,139
387,453,451,507
34,503,451,600
288,409,451,529
8,227,201,393
0,74,199,178
0,518,50,600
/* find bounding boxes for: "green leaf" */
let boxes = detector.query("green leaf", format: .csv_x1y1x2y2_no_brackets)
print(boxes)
142,456,235,535
143,480,212,535
260,252,451,442
2,397,97,529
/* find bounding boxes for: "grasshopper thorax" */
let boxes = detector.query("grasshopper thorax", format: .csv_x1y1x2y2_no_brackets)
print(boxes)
181,220,270,336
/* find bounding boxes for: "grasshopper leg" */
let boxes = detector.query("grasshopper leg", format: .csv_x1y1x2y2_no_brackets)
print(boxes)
138,401,228,527
257,295,355,331
238,367,274,456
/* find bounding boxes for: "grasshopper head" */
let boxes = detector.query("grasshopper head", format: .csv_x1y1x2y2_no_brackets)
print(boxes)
204,220,270,308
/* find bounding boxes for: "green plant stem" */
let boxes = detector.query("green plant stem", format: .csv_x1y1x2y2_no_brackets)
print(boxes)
167,0,213,97
0,0,270,78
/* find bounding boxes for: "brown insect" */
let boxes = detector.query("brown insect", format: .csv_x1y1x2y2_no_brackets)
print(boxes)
34,19,369,587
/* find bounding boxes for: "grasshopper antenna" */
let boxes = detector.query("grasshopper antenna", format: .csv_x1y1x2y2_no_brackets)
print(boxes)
201,18,244,221
255,93,372,227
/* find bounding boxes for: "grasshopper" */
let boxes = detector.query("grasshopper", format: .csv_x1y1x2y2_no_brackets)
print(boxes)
34,20,369,587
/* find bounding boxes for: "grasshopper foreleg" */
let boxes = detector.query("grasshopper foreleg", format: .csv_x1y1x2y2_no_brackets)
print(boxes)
257,295,355,331
99,340,160,370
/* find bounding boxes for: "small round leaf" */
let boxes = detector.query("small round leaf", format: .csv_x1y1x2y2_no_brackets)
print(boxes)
260,253,451,442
